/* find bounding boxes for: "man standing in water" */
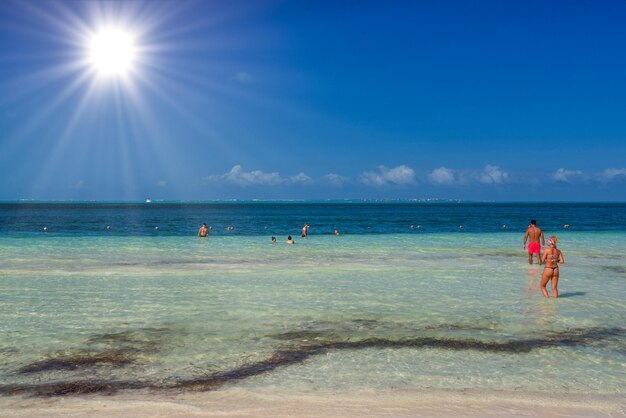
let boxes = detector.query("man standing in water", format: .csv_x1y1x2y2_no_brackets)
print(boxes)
198,223,209,237
523,219,545,264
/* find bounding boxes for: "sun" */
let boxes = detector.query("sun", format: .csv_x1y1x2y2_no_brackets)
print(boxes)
88,28,136,76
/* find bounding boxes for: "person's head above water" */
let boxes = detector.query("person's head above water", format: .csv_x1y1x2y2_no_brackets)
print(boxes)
546,236,558,247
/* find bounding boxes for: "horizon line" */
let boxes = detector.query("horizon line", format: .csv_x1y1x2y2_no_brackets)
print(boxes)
2,199,625,204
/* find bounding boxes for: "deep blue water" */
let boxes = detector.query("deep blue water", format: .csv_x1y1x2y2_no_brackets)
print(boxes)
0,201,625,237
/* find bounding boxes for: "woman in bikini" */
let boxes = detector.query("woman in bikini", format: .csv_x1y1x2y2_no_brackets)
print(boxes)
540,236,565,298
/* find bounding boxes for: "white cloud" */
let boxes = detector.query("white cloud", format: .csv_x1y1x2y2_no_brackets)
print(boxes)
324,173,350,187
359,165,415,187
599,168,626,182
231,71,254,84
428,167,456,185
205,165,310,187
288,172,312,184
553,168,584,182
478,165,508,184
428,166,509,186
156,180,167,188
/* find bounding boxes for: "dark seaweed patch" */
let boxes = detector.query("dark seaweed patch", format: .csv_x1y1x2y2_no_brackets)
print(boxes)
588,254,623,260
16,327,174,375
85,328,170,355
350,319,381,327
557,292,587,298
600,265,626,276
1,380,145,397
17,352,135,374
268,330,336,341
423,323,497,332
475,250,520,258
268,319,384,342
269,320,498,343
2,326,622,398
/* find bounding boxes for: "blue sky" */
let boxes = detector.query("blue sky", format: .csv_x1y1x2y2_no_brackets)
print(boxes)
1,0,625,201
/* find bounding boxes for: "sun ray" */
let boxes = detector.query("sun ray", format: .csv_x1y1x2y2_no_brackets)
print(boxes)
132,70,233,154
0,68,94,158
2,0,279,200
28,79,102,196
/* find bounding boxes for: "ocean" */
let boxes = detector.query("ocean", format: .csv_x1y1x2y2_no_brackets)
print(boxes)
0,202,624,398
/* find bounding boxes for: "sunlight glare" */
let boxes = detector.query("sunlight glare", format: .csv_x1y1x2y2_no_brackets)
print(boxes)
89,28,136,76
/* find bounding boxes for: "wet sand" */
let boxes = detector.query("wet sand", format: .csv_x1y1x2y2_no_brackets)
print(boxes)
1,387,624,418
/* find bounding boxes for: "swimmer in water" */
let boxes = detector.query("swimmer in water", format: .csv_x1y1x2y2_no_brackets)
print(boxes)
198,223,209,237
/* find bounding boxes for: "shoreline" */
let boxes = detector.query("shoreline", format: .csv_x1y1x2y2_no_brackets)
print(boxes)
1,387,624,418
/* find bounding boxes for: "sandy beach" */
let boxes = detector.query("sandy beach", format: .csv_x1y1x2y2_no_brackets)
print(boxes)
1,388,624,418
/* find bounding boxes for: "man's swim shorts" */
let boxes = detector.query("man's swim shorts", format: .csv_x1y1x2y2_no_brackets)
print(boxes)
528,242,541,254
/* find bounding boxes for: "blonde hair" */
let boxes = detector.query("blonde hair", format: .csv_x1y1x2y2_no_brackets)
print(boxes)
547,236,558,246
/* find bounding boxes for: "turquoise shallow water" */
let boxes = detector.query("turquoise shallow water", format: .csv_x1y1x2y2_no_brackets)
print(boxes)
0,230,624,396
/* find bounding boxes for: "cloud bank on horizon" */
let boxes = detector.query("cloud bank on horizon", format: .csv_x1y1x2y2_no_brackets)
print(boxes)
203,164,626,191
